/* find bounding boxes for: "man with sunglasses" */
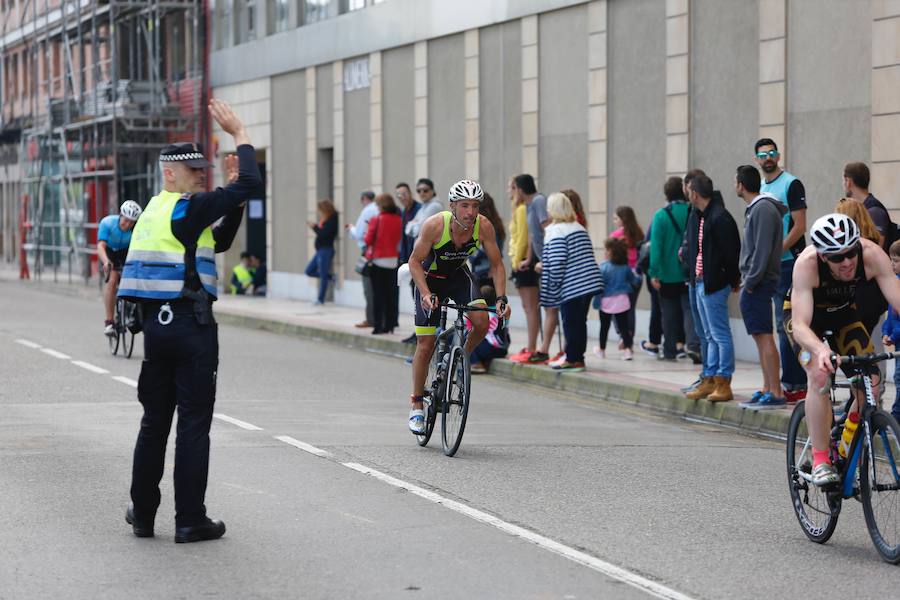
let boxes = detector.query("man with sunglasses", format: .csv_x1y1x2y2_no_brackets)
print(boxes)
404,178,443,240
784,213,900,486
756,138,808,404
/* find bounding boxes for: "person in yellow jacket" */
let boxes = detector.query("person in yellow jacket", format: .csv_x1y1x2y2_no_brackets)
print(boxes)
118,99,263,543
230,251,254,294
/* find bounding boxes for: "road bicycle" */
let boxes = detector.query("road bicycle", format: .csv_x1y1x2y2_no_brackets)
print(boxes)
416,299,500,457
787,350,900,563
105,268,140,358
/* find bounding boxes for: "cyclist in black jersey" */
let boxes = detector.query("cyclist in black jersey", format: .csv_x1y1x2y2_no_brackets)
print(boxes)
406,179,510,434
787,213,900,486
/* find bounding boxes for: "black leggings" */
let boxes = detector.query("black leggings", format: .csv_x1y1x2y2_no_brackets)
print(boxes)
599,310,632,350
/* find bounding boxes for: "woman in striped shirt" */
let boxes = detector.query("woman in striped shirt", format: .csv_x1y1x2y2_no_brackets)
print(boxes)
538,193,604,372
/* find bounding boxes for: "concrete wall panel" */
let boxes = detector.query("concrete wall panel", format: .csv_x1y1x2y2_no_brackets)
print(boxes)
539,4,588,203
480,20,521,225
382,45,416,191
691,0,758,222
609,0,665,233
271,69,308,273
316,63,334,149
788,0,871,219
427,33,466,197
343,81,371,278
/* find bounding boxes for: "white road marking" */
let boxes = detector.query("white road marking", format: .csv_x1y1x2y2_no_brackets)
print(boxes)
214,413,264,431
342,462,697,600
40,348,71,359
15,339,41,349
71,360,109,375
112,376,138,388
274,435,332,458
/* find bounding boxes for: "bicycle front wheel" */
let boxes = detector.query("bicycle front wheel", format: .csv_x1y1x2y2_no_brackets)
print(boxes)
416,351,441,447
786,401,841,544
121,301,136,359
108,304,121,356
860,410,900,564
441,347,470,457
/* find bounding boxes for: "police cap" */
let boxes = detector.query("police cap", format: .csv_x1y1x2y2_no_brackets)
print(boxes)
159,142,214,169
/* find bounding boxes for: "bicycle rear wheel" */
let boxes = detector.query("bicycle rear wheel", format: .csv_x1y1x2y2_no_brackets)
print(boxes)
416,350,441,447
786,401,841,543
860,410,900,564
108,303,121,356
441,346,470,457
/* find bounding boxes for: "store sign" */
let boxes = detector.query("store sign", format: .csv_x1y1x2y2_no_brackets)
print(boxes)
343,58,370,92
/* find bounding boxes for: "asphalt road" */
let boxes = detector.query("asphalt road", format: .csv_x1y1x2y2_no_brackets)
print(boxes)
1,280,898,599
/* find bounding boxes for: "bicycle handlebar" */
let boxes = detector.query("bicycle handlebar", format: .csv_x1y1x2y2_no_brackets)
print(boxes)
831,351,900,367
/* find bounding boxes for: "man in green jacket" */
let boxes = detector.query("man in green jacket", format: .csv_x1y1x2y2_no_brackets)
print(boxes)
649,176,699,362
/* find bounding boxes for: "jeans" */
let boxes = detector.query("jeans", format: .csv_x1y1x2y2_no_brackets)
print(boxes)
646,274,662,346
362,270,375,324
776,260,807,391
560,294,592,363
696,281,734,378
659,283,697,359
305,247,335,304
689,283,707,372
893,357,900,422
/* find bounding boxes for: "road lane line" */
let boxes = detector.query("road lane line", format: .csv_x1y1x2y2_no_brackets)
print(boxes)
274,435,332,458
71,360,109,375
40,348,71,359
112,376,138,388
15,339,41,349
342,462,697,600
214,413,264,431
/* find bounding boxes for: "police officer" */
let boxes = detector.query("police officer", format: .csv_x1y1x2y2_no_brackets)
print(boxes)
118,99,262,543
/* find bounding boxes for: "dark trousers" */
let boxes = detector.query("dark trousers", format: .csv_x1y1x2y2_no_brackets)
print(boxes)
659,282,694,359
370,265,399,332
560,294,592,363
646,274,662,346
131,305,218,528
613,282,641,343
599,310,632,350
776,259,806,391
471,340,508,366
362,271,375,324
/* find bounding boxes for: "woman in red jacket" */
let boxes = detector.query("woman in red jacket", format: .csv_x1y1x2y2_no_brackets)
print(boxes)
365,193,403,334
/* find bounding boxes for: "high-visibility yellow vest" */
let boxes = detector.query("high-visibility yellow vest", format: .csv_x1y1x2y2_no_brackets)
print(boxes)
118,190,218,300
230,264,253,294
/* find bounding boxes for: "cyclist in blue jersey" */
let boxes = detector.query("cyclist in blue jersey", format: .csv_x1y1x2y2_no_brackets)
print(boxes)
99,200,143,335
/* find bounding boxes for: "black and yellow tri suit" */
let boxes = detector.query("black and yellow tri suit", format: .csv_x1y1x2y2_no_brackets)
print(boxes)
414,211,486,335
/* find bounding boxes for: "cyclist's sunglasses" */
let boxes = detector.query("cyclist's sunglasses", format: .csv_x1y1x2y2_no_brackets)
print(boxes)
823,245,859,264
756,150,779,159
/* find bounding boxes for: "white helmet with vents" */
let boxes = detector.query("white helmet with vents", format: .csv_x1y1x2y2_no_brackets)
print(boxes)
810,213,860,255
119,200,142,221
448,179,484,203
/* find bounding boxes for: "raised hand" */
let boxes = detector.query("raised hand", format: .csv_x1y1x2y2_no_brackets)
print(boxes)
208,99,250,146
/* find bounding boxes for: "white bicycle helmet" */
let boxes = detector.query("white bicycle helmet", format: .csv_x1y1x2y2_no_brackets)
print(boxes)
120,200,142,222
810,213,860,255
448,179,484,203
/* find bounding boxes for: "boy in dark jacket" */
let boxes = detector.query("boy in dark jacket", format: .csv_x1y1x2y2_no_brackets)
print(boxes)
684,173,741,402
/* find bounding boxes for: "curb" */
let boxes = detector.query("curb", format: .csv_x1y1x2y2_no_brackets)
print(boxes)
215,310,794,440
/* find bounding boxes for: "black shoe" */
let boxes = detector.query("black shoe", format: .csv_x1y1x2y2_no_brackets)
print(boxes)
175,517,226,544
686,350,702,365
401,333,417,344
125,502,155,538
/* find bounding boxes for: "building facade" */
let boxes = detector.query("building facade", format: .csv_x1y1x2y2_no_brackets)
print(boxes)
209,0,899,325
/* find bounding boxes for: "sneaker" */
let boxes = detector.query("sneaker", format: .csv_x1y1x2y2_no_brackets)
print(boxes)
509,349,534,363
104,321,116,337
686,350,702,365
622,349,633,361
593,346,606,359
676,348,687,359
753,393,787,410
784,388,807,404
408,409,426,434
552,361,585,372
680,376,703,393
470,362,488,374
527,351,550,364
401,333,418,345
811,462,840,487
640,340,659,356
548,353,568,368
355,320,371,328
739,390,766,408
550,351,565,363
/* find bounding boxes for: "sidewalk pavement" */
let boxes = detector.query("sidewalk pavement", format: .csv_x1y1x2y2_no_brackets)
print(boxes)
5,264,888,440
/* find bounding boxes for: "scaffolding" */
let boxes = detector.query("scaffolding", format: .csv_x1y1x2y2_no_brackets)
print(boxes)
1,0,207,282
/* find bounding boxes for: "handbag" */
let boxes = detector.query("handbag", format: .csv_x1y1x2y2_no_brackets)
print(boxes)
600,293,631,315
354,254,371,276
